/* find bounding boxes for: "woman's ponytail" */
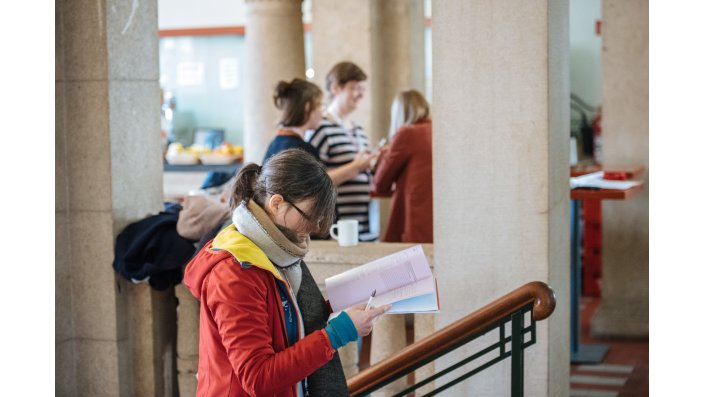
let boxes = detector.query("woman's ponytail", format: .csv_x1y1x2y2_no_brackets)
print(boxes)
229,163,262,210
273,81,291,110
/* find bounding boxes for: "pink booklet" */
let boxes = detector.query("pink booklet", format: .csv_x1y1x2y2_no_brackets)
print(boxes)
325,245,440,314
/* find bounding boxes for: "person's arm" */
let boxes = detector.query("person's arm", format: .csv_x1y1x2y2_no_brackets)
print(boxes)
373,129,412,195
207,265,388,395
327,150,377,185
308,123,377,186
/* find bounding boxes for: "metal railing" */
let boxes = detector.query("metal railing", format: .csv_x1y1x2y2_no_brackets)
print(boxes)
347,281,556,397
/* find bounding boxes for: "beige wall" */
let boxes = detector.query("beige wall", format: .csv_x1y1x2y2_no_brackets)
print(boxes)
370,0,426,143
311,0,374,136
56,0,172,396
432,0,570,395
592,0,649,337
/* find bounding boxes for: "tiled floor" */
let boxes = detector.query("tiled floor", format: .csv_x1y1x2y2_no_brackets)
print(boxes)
570,297,649,396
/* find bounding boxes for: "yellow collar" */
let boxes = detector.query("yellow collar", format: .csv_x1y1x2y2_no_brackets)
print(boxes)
211,224,284,281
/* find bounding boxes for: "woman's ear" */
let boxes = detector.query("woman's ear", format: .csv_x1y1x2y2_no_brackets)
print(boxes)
266,194,285,215
329,81,342,96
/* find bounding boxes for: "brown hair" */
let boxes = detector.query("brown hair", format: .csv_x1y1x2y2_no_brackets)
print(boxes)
274,78,323,127
325,61,367,94
230,149,336,234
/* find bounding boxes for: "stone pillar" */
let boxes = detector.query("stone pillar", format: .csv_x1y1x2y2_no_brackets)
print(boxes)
370,0,425,241
176,284,201,396
371,0,426,143
591,0,649,337
311,0,373,135
243,0,306,163
433,0,570,395
56,1,171,396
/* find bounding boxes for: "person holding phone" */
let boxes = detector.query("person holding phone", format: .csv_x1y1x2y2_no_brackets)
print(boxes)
372,89,433,243
306,62,379,242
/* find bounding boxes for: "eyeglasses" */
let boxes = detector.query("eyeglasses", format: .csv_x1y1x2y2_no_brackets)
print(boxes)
349,82,366,95
275,193,322,231
283,196,314,223
266,189,322,230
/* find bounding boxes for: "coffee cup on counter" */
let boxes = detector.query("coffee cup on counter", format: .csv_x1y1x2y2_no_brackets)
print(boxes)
329,219,359,247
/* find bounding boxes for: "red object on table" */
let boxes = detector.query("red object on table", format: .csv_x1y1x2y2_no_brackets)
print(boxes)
603,171,628,180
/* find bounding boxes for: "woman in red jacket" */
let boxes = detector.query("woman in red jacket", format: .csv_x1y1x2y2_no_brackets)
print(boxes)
184,149,389,397
373,90,433,243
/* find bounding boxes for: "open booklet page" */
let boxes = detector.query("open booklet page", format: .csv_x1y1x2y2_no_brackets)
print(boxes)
325,245,439,314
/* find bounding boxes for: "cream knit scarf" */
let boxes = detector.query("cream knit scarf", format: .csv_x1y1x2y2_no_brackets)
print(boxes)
232,200,308,294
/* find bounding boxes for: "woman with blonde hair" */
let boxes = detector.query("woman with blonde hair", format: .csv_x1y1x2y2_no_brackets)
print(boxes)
373,89,433,243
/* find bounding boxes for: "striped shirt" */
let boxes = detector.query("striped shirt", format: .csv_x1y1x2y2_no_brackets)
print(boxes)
306,118,378,242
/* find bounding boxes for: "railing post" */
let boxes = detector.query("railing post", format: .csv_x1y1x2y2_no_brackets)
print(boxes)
511,312,524,397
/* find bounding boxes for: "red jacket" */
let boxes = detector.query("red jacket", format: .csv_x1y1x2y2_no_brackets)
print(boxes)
373,120,433,243
183,225,336,397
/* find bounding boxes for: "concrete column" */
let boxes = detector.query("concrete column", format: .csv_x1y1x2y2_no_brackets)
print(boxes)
371,0,426,143
243,0,306,163
56,1,170,396
591,0,649,337
311,0,373,135
176,284,200,396
433,0,570,395
370,0,425,241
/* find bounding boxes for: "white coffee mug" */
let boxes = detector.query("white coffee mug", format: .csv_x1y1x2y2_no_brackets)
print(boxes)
329,219,359,247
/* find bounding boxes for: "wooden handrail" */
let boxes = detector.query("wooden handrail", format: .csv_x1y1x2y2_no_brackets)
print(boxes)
347,281,556,396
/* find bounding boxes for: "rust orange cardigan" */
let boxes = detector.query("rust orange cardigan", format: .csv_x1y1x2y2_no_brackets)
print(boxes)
373,119,433,243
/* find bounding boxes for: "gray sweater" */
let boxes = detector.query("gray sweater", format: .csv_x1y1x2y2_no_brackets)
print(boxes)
298,261,350,396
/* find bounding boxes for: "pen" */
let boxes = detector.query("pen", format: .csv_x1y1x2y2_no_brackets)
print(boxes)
364,289,377,311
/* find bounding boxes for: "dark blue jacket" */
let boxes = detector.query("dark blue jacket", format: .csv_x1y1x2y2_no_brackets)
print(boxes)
113,203,196,290
263,135,320,164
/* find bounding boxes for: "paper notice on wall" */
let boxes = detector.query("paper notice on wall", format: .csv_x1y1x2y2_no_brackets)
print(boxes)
177,62,204,86
219,58,239,90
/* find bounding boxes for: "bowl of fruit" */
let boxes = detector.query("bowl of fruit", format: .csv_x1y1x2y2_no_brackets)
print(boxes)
165,143,199,165
199,143,244,165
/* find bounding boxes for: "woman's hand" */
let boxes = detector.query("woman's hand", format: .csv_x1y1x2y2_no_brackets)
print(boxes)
345,303,391,336
351,150,377,172
371,145,389,172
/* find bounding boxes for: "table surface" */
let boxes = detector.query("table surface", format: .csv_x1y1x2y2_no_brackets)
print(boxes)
570,182,644,201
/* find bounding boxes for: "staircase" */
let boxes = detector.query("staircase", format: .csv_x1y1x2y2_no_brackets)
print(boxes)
347,281,556,397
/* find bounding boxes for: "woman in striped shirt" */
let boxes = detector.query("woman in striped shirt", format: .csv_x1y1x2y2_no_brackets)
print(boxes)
306,62,378,242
